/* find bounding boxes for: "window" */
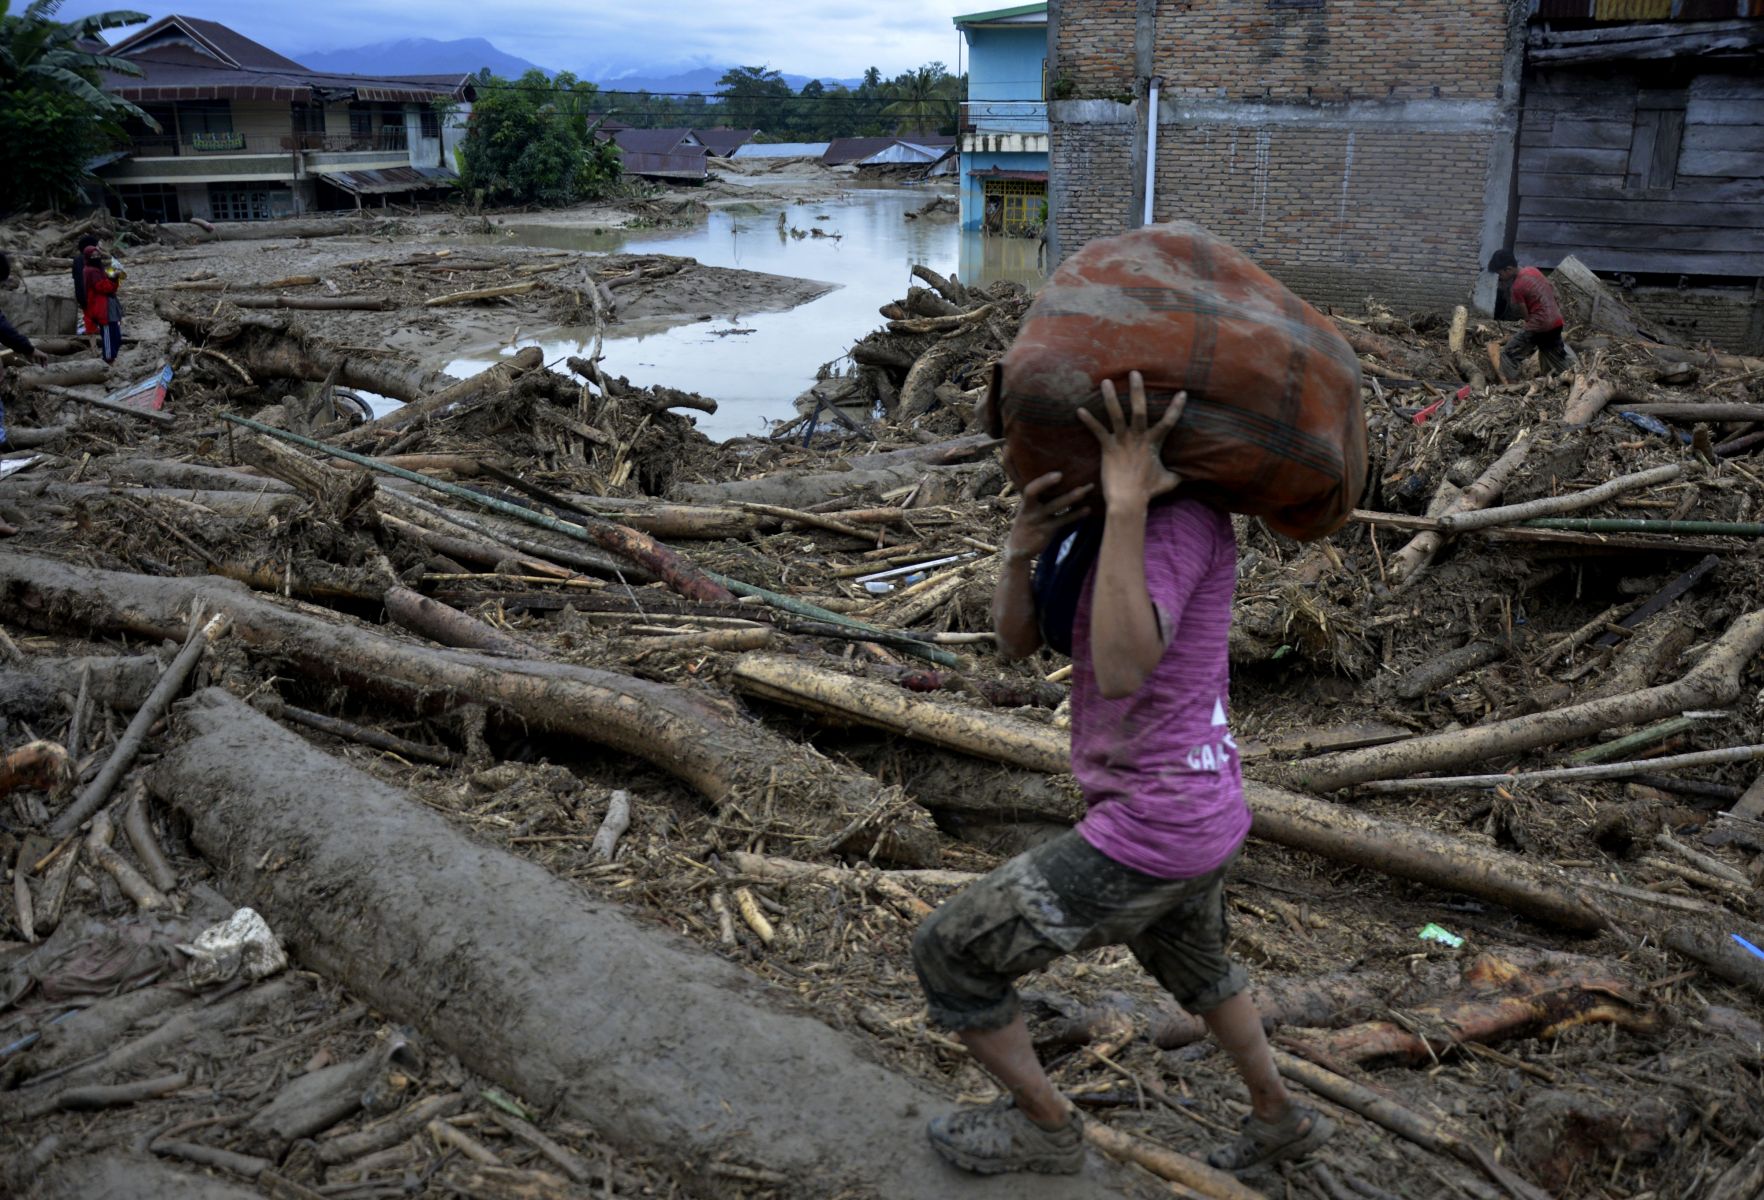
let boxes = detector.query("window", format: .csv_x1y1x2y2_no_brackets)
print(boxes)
207,185,283,222
111,184,181,224
179,100,232,134
292,102,325,135
349,103,373,139
420,109,442,140
982,178,1047,237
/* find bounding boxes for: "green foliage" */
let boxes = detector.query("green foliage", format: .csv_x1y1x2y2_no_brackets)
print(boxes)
882,63,958,136
459,69,621,207
581,60,966,145
0,0,155,211
716,65,792,132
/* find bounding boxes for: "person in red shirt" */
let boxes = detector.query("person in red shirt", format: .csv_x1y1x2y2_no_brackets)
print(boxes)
81,241,123,365
1488,249,1571,382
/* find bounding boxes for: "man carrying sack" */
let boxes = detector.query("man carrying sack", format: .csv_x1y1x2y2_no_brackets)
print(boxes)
912,371,1335,1177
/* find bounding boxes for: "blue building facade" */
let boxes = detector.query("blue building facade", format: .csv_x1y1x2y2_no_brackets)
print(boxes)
954,3,1048,237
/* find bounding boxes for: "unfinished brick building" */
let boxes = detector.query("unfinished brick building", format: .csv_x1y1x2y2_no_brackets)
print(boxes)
1045,1,1764,348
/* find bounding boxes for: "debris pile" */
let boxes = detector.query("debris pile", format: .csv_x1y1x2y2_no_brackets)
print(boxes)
1,214,1762,1200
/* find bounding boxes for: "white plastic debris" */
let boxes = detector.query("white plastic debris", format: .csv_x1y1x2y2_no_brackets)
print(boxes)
178,907,288,987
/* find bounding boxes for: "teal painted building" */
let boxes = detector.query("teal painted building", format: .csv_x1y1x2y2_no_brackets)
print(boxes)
954,3,1048,237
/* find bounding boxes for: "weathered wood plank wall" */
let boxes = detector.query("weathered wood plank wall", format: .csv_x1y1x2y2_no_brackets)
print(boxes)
1515,66,1764,276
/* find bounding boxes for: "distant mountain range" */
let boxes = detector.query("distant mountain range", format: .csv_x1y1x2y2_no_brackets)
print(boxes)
299,37,551,79
591,67,864,97
297,37,862,95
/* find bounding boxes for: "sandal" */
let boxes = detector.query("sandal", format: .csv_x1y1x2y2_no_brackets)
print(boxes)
1207,1104,1334,1175
927,1096,1086,1175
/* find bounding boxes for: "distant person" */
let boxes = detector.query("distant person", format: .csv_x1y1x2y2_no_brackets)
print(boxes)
1488,249,1571,382
81,240,123,365
72,233,98,336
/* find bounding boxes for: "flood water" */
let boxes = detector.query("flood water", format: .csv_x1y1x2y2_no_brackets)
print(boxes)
443,189,1045,440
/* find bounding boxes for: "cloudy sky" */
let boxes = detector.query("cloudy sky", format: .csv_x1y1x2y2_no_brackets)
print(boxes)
63,1,970,78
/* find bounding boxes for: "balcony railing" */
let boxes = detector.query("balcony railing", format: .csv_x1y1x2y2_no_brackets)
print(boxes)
129,133,290,158
959,100,1049,135
296,128,409,154
127,128,411,159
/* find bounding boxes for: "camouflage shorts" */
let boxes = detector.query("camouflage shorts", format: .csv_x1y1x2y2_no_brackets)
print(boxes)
912,830,1246,1032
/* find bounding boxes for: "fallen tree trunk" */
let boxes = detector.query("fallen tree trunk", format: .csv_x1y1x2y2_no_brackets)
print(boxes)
1436,463,1683,533
163,218,370,242
1307,953,1656,1065
383,586,539,659
335,346,543,449
730,653,1069,773
713,647,1651,931
236,417,732,602
1030,968,1457,1051
1385,433,1531,588
1562,372,1621,427
158,303,456,404
1618,402,1764,423
148,689,1142,1199
1272,1051,1551,1200
0,554,937,865
226,295,395,311
0,481,302,519
17,362,107,389
34,384,175,426
673,461,968,509
1294,606,1764,791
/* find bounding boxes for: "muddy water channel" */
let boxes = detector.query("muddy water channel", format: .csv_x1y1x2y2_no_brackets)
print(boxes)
446,189,1044,440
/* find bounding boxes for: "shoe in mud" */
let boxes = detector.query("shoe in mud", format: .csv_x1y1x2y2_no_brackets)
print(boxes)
927,1096,1085,1175
1207,1104,1334,1175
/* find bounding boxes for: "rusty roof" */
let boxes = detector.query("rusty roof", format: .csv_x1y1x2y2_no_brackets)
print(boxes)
102,15,472,104
315,166,460,195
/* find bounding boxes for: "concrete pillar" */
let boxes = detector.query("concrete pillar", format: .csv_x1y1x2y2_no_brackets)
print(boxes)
1129,0,1158,228
1474,1,1530,314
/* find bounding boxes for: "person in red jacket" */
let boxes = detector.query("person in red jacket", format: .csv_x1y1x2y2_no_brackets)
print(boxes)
81,240,122,364
1488,249,1571,382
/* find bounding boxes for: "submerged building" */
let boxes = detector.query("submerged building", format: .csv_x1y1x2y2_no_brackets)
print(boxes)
94,14,472,221
955,3,1050,237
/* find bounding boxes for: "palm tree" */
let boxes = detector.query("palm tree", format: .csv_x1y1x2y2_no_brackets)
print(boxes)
0,1,159,128
882,66,954,137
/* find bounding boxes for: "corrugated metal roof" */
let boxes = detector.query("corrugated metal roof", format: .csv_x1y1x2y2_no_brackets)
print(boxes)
693,128,758,156
732,142,829,158
613,128,704,155
822,134,955,165
315,166,459,195
952,2,1047,27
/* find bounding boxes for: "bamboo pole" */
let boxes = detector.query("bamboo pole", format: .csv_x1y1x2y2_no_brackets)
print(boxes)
1436,463,1684,533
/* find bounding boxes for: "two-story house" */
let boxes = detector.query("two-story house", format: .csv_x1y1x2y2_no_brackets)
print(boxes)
954,3,1050,237
95,15,473,223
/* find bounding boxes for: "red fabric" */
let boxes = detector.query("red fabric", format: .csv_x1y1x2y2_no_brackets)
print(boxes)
1509,267,1564,333
82,265,117,332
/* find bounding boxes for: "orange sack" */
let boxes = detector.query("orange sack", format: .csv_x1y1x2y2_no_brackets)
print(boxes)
990,222,1367,541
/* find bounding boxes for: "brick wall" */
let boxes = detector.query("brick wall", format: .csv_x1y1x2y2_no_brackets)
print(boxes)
1151,0,1510,103
1056,0,1137,97
1049,0,1518,311
1049,112,1136,259
1626,285,1763,355
1150,123,1492,311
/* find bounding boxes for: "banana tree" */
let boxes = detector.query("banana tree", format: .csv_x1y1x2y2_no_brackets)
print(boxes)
0,0,159,129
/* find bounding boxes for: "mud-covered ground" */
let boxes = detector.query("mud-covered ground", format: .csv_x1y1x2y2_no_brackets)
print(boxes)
1,207,1762,1199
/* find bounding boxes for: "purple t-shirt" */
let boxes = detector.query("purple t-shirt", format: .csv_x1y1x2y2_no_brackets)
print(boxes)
1070,498,1249,879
